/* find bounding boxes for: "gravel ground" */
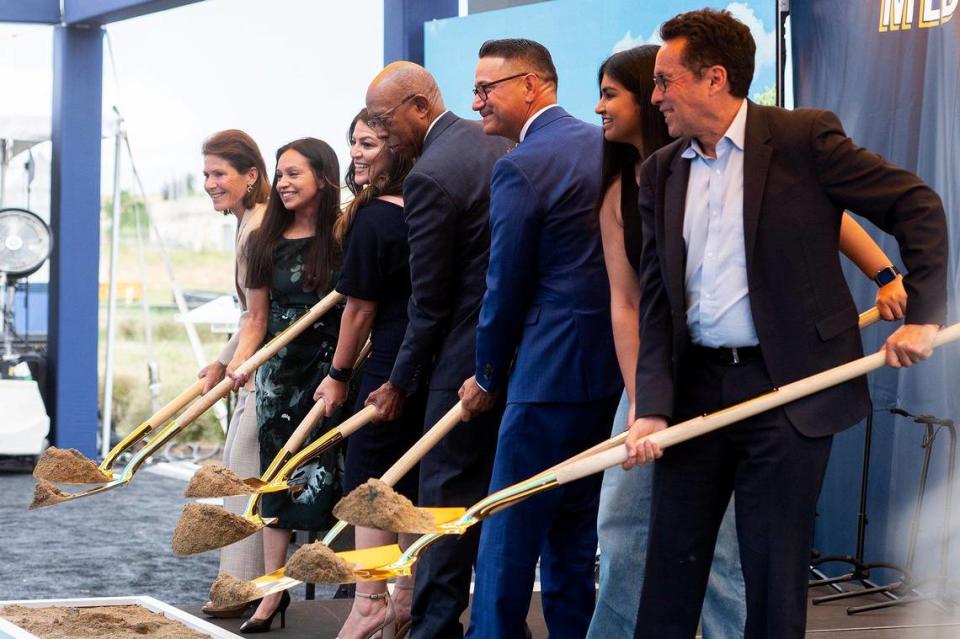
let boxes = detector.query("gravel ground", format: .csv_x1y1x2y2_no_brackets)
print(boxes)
0,465,335,606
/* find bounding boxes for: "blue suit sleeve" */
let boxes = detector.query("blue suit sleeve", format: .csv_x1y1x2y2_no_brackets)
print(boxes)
475,157,540,393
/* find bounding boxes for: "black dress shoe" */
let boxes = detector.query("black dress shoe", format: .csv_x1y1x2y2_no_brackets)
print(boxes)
240,590,290,633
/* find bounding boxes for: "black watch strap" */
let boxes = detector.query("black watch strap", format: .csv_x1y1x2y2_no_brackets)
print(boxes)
874,265,902,287
328,365,353,382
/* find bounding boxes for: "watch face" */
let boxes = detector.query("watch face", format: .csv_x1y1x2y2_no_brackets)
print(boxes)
876,267,899,286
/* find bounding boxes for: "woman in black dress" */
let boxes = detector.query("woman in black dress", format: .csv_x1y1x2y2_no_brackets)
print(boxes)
314,110,421,639
229,137,343,633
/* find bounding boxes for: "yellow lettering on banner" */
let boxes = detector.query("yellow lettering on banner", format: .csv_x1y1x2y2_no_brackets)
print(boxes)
919,0,940,27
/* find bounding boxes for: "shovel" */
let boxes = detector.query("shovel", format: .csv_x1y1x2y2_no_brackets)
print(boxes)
219,402,466,602
321,316,955,583
187,339,374,498
33,378,205,484
29,291,344,509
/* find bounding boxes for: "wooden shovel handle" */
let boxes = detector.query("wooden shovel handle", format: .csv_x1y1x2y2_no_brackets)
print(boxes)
549,306,884,475
555,321,960,486
381,402,464,486
283,400,327,455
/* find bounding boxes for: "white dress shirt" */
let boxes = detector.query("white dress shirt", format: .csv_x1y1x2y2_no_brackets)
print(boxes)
519,104,560,142
681,99,758,348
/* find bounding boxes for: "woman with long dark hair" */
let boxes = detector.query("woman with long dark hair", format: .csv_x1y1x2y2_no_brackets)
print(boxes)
314,110,421,639
588,45,907,638
197,129,271,617
233,137,344,633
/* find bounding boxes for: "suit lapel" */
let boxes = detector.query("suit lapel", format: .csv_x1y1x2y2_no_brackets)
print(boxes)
663,146,690,309
742,101,772,271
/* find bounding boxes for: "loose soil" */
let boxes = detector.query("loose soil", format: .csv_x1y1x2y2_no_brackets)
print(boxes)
286,542,355,584
184,464,255,498
333,478,436,533
208,574,260,608
29,480,70,510
171,503,261,556
0,604,208,639
32,448,111,484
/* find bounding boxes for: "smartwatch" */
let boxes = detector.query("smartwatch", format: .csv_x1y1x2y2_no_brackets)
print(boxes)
874,265,901,287
328,365,353,383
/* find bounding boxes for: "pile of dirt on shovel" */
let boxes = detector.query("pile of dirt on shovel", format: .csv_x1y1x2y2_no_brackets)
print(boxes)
286,542,355,584
171,503,260,555
333,478,436,533
0,604,208,639
29,479,71,510
208,573,261,608
32,447,110,483
184,464,255,498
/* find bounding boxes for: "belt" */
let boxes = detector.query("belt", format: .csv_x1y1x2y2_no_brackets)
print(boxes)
690,344,762,366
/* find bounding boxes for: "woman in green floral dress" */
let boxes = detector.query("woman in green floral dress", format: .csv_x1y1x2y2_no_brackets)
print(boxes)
225,137,344,632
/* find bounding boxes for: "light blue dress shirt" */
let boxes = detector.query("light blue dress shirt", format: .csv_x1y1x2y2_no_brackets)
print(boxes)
682,99,758,348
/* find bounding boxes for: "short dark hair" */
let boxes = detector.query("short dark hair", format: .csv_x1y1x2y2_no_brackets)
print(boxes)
659,8,755,98
478,38,558,86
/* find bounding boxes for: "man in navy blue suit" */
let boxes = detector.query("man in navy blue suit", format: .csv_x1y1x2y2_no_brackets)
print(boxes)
459,39,622,638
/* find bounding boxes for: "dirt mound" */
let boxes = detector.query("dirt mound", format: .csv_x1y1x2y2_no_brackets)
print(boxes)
171,503,261,555
333,478,436,533
208,573,261,608
286,542,355,584
184,464,256,498
0,604,207,639
32,448,110,484
29,480,70,510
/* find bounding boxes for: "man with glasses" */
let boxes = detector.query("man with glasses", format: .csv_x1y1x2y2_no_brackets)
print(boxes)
364,61,511,639
624,9,947,637
458,38,621,638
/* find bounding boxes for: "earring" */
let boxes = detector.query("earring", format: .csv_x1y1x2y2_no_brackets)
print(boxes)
246,183,254,193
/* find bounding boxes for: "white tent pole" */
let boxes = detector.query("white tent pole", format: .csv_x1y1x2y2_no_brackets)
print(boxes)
101,120,124,460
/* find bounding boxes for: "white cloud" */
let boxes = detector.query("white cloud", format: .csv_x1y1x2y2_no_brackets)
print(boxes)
726,2,776,73
612,29,661,54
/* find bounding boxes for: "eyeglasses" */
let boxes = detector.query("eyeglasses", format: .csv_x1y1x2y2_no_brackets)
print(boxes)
472,72,533,102
652,69,695,93
367,94,417,130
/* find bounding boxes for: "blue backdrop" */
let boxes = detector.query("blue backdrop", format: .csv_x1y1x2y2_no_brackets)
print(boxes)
425,0,778,123
793,1,960,588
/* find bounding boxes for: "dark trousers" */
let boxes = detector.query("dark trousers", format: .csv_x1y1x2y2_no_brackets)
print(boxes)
466,397,619,639
411,386,503,639
635,350,833,639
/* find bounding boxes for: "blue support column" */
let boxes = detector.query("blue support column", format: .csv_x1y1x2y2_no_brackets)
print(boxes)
48,25,104,457
384,0,458,65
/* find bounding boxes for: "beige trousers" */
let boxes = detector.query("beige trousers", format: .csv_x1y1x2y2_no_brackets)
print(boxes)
216,387,264,580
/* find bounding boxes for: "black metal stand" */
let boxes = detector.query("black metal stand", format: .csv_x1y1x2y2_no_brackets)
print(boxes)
809,408,958,614
846,409,957,614
809,411,910,603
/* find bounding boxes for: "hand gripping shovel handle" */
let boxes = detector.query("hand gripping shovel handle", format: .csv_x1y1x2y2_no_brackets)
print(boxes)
117,291,344,481
555,322,960,487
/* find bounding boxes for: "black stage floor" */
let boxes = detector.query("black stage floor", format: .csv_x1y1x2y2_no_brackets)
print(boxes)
181,584,960,638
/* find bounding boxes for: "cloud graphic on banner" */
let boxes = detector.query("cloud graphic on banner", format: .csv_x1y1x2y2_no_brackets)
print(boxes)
612,29,661,53
726,2,775,73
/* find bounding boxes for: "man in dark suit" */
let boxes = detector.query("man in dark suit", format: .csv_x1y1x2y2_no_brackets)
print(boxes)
457,40,621,638
623,9,947,638
365,61,512,639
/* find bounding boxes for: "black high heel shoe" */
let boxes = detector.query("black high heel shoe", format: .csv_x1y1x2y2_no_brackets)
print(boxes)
239,590,290,634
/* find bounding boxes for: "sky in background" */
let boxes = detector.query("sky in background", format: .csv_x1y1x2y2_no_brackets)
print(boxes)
0,0,384,197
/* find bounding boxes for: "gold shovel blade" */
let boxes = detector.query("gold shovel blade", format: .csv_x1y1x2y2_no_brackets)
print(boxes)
29,478,129,509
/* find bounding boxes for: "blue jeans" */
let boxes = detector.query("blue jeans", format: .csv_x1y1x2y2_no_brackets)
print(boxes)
587,393,747,639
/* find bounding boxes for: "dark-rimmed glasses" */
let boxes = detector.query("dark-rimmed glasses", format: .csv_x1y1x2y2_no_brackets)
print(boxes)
652,69,695,93
472,72,532,102
367,94,417,130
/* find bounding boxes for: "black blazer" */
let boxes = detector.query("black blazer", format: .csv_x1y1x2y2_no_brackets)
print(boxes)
389,112,513,393
634,102,947,437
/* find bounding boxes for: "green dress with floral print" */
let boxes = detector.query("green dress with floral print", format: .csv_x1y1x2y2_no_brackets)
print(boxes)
256,236,344,531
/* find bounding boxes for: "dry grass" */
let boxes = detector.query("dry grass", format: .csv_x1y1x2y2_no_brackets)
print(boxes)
98,237,237,444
